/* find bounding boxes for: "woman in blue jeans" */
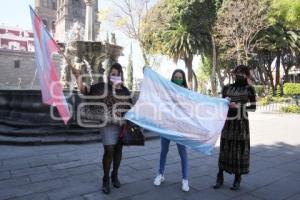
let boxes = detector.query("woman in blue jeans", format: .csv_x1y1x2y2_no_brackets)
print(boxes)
153,69,189,192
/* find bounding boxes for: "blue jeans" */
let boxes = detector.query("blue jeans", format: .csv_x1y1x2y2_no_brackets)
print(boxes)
158,137,188,179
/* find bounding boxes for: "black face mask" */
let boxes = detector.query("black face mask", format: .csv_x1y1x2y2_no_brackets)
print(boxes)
235,75,247,86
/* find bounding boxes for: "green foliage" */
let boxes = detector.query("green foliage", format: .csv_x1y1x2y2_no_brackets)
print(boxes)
280,105,300,113
196,56,211,93
283,83,300,96
259,95,273,106
253,85,266,97
275,85,281,97
258,95,291,105
268,0,300,29
142,0,217,58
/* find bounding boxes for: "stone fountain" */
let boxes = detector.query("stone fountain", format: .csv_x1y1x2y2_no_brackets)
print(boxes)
0,0,128,145
59,0,123,88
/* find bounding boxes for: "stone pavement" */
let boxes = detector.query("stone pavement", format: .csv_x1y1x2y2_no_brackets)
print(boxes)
0,113,300,200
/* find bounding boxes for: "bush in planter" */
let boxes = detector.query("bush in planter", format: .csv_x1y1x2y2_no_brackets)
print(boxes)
280,105,300,113
259,95,273,106
283,83,300,96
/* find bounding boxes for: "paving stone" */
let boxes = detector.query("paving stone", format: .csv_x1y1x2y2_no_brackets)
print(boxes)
0,171,10,180
0,178,67,199
8,192,49,200
251,177,300,200
0,176,31,189
10,166,50,177
0,113,299,200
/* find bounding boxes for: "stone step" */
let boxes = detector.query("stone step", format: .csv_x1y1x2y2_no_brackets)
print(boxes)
0,131,158,145
0,134,102,145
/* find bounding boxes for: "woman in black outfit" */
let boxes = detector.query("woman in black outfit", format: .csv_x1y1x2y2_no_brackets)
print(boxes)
213,65,256,190
72,63,132,194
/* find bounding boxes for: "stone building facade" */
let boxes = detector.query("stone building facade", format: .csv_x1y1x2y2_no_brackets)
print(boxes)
0,49,38,88
0,0,100,89
35,0,100,42
35,0,57,36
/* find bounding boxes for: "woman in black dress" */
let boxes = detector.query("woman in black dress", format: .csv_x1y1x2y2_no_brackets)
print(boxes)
213,65,256,190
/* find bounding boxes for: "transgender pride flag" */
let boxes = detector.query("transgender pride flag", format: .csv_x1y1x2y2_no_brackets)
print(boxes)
125,67,229,155
30,6,71,124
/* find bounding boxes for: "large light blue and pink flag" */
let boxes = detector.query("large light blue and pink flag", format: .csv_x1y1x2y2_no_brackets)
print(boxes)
125,67,229,155
30,6,71,124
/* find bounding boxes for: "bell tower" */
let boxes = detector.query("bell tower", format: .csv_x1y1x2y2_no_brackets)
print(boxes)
55,0,99,42
34,0,57,35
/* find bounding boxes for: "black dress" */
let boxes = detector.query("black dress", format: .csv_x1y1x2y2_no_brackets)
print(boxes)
218,83,256,175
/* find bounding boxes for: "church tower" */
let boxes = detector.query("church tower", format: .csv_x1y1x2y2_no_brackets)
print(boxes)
34,0,57,35
55,0,99,42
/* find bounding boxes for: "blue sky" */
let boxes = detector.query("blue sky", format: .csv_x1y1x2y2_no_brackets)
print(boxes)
0,0,190,79
0,0,35,30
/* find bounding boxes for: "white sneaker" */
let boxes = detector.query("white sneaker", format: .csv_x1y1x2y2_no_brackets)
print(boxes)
153,174,165,186
181,179,190,192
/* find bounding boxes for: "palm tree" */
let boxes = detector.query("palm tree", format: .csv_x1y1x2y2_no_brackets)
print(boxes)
162,23,207,90
256,23,300,94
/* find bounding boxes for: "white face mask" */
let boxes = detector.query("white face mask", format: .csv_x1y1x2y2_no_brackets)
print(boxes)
110,75,122,85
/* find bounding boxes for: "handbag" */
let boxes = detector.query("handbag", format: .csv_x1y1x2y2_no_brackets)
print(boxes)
119,121,145,146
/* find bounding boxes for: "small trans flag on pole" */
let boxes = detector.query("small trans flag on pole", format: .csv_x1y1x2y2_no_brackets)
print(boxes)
125,67,229,155
29,6,71,124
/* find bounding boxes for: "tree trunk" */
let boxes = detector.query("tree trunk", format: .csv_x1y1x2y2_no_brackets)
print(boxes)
217,69,224,88
211,35,218,96
275,49,281,91
192,69,198,91
139,42,149,66
265,58,276,95
256,61,266,85
184,56,194,90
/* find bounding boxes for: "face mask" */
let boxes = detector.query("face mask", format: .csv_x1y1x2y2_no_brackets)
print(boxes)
110,75,122,85
235,75,247,86
173,79,184,86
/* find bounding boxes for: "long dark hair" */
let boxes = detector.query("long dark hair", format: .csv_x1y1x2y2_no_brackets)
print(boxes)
107,62,124,83
171,69,188,88
233,65,251,78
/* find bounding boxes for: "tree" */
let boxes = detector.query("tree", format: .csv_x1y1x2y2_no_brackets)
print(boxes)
214,0,269,65
197,55,212,94
107,0,152,65
142,0,216,90
253,0,300,94
127,44,134,90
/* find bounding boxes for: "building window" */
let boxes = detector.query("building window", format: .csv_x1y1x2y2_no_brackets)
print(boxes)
42,0,47,7
48,0,56,10
14,60,20,68
42,19,48,29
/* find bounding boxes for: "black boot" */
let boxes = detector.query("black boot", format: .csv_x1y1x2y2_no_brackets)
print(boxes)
230,174,241,191
102,177,111,194
111,171,121,188
213,170,224,189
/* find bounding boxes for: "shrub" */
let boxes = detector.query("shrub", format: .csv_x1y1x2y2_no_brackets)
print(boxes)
259,95,272,106
280,105,300,113
253,85,265,97
283,83,300,96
